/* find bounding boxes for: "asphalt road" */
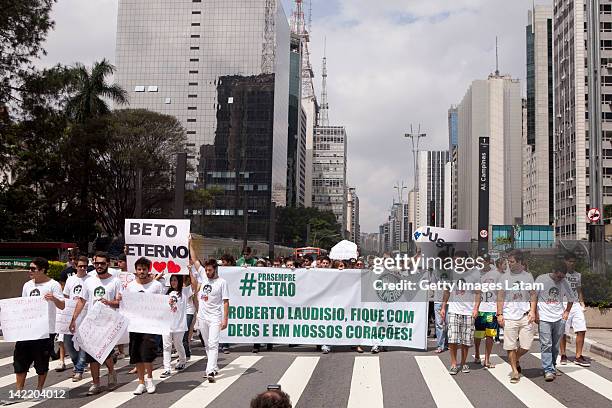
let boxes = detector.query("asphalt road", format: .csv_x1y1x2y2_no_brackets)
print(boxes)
0,338,610,408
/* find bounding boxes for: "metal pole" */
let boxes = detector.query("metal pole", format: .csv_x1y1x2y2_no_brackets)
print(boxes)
174,152,187,219
587,0,605,273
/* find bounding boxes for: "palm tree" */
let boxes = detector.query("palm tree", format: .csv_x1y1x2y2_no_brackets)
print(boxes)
66,59,128,123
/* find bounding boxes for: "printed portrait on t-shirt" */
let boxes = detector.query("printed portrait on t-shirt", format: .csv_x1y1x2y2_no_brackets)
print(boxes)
547,286,560,303
73,285,82,295
29,288,40,297
169,295,178,312
201,284,212,302
93,286,106,299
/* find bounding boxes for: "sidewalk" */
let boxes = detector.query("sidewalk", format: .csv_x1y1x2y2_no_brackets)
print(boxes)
566,329,612,361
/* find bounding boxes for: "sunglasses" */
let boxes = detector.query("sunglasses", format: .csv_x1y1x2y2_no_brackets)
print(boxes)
93,262,107,266
29,267,39,272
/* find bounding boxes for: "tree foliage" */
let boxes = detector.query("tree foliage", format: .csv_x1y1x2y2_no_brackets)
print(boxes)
0,0,57,103
275,207,343,250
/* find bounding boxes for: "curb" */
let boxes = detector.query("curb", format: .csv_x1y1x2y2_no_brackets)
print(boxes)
566,332,612,361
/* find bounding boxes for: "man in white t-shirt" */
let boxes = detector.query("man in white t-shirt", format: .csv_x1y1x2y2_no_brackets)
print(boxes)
474,254,501,368
440,251,481,375
496,250,537,384
63,255,91,382
69,252,121,396
190,240,229,383
559,253,590,367
13,257,65,393
535,261,575,381
121,257,163,395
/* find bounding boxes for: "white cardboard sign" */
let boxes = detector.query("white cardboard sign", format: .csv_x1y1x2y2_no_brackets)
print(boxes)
55,299,78,335
74,302,128,364
0,297,49,342
120,292,176,335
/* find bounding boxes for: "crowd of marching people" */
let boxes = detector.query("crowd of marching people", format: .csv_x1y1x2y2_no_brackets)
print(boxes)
9,243,591,401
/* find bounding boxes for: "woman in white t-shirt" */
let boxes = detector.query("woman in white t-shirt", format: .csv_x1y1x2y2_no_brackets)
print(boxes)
160,275,189,377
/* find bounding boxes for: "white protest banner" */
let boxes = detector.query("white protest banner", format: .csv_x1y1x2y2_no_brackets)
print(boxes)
124,219,190,275
74,302,128,364
219,267,428,349
55,299,78,335
0,297,49,342
120,292,176,335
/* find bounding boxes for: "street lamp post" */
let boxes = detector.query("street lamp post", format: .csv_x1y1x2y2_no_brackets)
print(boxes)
405,126,426,255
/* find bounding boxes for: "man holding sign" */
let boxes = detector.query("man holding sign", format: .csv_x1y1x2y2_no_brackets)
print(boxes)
120,257,163,395
70,252,121,395
13,257,65,392
190,239,229,383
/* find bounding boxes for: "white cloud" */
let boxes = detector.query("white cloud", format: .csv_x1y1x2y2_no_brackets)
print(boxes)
37,0,541,233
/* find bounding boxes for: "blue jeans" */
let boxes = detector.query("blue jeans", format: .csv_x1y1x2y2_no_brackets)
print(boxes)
183,314,194,357
539,319,565,374
63,334,87,374
434,302,448,351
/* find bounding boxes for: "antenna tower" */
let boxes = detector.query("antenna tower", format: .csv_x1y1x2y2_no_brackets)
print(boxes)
320,38,329,126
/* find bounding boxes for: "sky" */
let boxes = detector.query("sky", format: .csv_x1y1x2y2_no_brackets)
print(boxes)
37,0,544,233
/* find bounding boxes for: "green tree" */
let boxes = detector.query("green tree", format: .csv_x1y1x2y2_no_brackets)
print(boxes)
275,207,343,250
65,59,128,123
0,0,57,104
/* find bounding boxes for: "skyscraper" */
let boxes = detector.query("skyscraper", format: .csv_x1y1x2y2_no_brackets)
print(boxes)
448,106,459,149
456,74,523,240
524,5,554,227
417,150,450,228
553,0,612,239
115,0,290,239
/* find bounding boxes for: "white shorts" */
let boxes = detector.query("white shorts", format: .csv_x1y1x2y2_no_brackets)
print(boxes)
565,305,587,334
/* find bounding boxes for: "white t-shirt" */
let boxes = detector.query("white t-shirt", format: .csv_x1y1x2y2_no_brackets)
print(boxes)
124,280,163,294
564,271,582,310
448,269,479,316
536,274,576,322
81,275,122,308
63,274,91,300
432,269,452,303
22,279,63,333
500,270,535,320
197,275,229,322
479,268,502,313
167,287,192,332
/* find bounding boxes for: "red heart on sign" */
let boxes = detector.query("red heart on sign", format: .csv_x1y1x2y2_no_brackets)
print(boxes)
153,261,167,273
167,261,181,274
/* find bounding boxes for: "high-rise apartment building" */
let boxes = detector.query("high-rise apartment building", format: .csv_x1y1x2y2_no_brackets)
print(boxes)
312,126,347,232
416,150,450,228
448,106,459,149
553,0,612,239
346,187,360,245
115,0,290,239
524,5,554,226
456,74,523,239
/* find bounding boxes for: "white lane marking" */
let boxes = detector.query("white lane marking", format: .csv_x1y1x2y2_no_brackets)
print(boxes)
347,356,384,408
277,356,319,406
0,360,71,388
415,356,474,408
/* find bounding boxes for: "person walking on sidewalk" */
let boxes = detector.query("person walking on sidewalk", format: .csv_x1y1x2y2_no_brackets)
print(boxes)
535,260,575,381
559,252,591,367
496,250,537,384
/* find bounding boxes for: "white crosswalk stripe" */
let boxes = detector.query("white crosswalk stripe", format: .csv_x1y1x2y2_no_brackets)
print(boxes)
0,356,14,368
347,356,383,408
79,355,205,408
168,355,261,408
487,355,567,408
277,356,319,406
531,353,612,401
415,356,474,408
0,360,70,389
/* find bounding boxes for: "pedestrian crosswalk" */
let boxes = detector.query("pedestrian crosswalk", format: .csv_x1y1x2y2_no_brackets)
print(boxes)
0,350,610,408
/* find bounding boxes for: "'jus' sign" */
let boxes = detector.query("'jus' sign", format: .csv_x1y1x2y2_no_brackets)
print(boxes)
219,267,428,349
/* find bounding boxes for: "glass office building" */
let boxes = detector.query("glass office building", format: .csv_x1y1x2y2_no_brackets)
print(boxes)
116,0,290,239
491,225,554,251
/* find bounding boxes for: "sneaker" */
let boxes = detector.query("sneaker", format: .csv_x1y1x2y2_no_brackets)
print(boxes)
554,369,563,376
145,378,156,394
461,365,470,373
107,371,118,390
133,383,146,395
207,372,216,383
544,372,555,382
160,370,172,378
560,355,568,365
72,372,83,382
55,363,66,372
171,352,178,358
574,356,591,367
176,363,186,371
321,345,331,354
449,366,461,375
116,352,126,360
473,357,481,365
371,346,380,354
86,384,102,396
129,367,138,374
